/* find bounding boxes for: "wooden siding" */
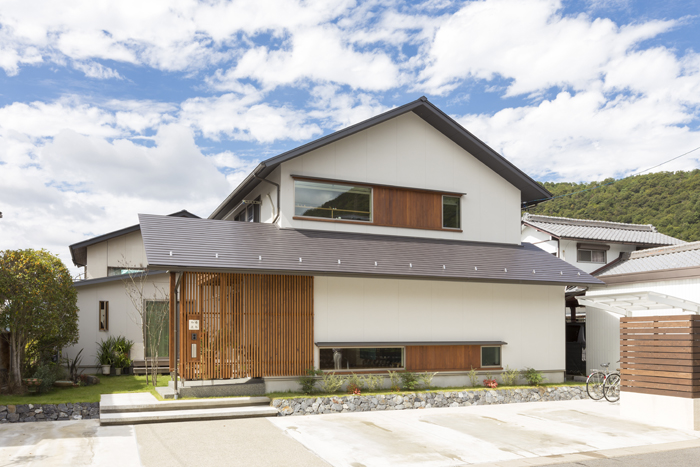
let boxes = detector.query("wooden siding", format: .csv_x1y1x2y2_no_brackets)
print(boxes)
405,345,498,371
620,315,700,398
373,187,444,231
178,272,314,380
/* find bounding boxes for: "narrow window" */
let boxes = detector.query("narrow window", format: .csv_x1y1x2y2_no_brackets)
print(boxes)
144,300,169,358
99,301,109,332
295,180,372,222
442,196,461,229
319,347,403,370
481,346,501,367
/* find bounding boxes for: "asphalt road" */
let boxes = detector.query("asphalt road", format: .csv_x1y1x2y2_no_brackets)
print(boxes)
551,447,700,467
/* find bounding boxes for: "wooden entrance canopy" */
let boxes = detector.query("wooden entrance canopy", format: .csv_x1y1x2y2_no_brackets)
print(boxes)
169,272,314,380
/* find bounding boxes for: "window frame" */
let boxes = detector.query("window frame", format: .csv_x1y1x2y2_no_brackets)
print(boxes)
441,195,461,230
293,180,373,223
98,300,109,332
318,346,405,372
480,345,502,368
577,248,607,264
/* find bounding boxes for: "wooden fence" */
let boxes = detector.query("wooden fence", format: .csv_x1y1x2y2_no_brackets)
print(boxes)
620,315,700,398
173,272,314,380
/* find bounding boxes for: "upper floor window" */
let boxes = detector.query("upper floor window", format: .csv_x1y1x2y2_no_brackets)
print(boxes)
577,243,609,264
108,267,145,276
294,180,372,222
234,197,260,222
442,196,461,229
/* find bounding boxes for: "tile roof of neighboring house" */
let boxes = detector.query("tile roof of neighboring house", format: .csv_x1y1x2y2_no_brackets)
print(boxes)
69,210,200,267
522,213,685,246
138,214,602,286
596,241,700,277
210,97,552,219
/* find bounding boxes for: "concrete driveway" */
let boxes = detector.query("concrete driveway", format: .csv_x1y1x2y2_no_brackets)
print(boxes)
2,398,700,467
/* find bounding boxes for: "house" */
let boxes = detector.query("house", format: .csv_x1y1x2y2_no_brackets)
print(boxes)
65,210,199,371
131,97,602,393
578,241,700,376
521,214,685,375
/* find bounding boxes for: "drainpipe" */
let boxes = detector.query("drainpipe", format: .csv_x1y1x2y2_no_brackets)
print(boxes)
254,175,281,224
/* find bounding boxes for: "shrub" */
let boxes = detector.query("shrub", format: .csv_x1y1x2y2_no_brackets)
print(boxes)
399,371,418,390
418,372,437,389
32,362,64,393
361,374,383,392
345,373,365,393
522,368,546,386
483,378,498,388
501,366,519,386
319,372,345,393
468,367,479,387
298,368,322,394
387,370,401,392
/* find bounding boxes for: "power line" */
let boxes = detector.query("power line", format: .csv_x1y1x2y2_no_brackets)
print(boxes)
522,144,700,209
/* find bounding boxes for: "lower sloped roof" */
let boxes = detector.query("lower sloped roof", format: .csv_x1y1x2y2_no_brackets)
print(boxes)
597,241,700,277
139,214,601,286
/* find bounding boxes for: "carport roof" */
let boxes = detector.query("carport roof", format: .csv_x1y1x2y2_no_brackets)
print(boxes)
138,213,602,286
578,291,700,317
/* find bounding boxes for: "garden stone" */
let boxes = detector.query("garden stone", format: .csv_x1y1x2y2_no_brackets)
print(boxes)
0,412,6,420
16,405,28,414
0,405,5,412
36,414,45,420
72,414,82,420
24,416,36,422
57,404,67,412
7,414,19,422
34,407,42,414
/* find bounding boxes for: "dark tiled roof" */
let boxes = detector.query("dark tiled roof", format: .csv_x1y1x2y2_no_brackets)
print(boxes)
139,214,601,286
522,213,685,246
597,241,700,276
69,210,199,267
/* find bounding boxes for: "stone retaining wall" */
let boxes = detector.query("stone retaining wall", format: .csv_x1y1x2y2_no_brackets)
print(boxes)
0,403,100,423
273,386,586,416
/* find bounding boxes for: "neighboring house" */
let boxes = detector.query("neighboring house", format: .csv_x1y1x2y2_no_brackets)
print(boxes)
579,242,700,375
65,210,199,371
132,97,602,393
521,214,685,375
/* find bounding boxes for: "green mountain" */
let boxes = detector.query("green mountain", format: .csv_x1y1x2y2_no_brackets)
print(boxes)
526,170,700,242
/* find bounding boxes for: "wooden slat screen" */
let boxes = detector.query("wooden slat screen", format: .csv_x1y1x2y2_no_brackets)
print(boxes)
405,345,498,371
373,187,444,231
620,315,700,398
178,272,314,380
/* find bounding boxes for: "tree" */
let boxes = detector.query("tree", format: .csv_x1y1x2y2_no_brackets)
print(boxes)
121,264,168,387
0,249,79,389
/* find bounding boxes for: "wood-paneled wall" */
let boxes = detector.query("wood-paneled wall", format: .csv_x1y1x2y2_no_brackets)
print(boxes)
406,345,497,371
373,187,444,231
620,315,700,398
178,272,314,380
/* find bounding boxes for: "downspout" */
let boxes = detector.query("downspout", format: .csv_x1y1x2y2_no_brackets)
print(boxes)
254,175,281,224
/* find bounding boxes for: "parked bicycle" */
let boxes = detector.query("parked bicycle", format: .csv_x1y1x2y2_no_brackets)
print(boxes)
586,362,621,402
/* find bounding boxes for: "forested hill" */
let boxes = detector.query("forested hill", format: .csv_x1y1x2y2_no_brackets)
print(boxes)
526,170,700,242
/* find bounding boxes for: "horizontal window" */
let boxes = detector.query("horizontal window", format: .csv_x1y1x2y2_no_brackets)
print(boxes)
295,180,372,222
577,249,606,263
481,346,501,367
107,267,145,276
319,347,403,370
442,195,461,229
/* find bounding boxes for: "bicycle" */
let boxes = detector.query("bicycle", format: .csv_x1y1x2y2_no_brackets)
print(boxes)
604,370,621,402
586,363,613,400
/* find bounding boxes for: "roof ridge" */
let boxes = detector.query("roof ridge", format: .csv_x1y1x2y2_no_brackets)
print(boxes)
523,213,656,232
628,241,700,259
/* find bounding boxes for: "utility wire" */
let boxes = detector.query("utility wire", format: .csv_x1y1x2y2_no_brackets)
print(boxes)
522,144,700,209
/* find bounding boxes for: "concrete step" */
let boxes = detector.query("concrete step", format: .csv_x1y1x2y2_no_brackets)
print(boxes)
100,405,279,426
100,394,272,413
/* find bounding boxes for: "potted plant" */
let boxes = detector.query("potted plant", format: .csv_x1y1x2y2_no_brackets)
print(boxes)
117,354,133,376
114,336,134,374
96,338,116,376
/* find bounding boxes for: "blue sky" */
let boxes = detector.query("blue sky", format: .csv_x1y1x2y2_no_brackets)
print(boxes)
1,0,699,273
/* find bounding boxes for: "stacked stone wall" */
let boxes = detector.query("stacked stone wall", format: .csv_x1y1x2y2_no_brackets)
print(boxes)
0,403,99,423
273,386,586,416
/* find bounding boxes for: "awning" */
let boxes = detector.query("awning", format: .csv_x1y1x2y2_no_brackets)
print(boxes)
578,291,700,317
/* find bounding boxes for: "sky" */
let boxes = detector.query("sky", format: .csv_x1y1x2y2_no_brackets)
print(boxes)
1,0,700,276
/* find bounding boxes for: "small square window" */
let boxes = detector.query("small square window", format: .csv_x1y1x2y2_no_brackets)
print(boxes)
99,301,109,332
481,346,501,367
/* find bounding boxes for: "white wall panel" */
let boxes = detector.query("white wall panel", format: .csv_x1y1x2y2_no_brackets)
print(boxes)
314,277,565,372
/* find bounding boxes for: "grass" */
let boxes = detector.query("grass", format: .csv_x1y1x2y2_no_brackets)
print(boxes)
0,374,170,405
266,382,585,400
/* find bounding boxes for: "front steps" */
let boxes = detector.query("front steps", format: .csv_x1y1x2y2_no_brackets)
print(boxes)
100,393,277,426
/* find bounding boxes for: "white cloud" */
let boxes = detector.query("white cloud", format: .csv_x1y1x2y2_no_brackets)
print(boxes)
307,84,390,129
72,60,123,80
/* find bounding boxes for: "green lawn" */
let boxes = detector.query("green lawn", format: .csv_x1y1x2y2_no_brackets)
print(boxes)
266,382,585,400
0,374,170,405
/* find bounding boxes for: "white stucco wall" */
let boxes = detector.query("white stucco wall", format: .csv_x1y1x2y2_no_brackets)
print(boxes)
222,167,281,223
64,273,170,367
521,225,558,255
584,277,700,374
278,112,522,245
85,230,148,279
314,276,565,373
559,240,637,274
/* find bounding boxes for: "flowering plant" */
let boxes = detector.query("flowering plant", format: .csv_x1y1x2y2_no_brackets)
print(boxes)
483,378,498,389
